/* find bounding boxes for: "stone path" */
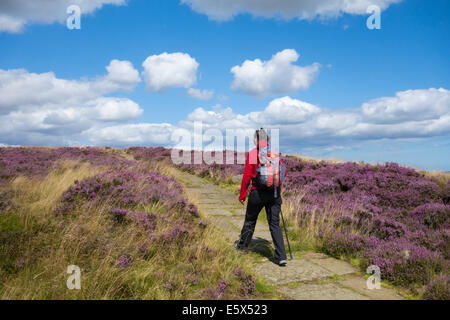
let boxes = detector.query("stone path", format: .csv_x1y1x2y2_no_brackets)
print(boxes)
174,169,405,300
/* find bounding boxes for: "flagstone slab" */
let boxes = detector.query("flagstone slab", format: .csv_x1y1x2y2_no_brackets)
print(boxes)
209,217,240,233
212,195,239,203
192,190,221,196
308,257,359,276
279,283,369,300
302,252,330,260
225,216,270,233
252,230,273,242
202,208,234,216
200,204,242,210
230,208,246,216
223,216,244,228
196,192,234,201
195,198,221,204
338,275,405,300
254,260,333,285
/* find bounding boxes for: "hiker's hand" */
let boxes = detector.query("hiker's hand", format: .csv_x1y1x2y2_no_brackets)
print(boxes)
239,199,245,205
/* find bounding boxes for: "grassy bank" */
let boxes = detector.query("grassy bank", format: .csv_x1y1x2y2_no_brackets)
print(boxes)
0,148,270,299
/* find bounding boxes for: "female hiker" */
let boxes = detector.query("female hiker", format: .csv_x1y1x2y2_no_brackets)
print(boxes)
235,128,288,266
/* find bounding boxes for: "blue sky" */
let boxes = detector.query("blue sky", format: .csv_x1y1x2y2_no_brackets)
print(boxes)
0,0,449,170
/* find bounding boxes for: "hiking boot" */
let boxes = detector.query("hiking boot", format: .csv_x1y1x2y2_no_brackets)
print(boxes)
234,240,248,253
278,260,287,267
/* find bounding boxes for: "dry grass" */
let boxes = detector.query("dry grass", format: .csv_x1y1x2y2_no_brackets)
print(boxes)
283,153,346,164
0,160,264,300
10,160,104,221
420,170,450,187
281,192,348,252
3,147,446,299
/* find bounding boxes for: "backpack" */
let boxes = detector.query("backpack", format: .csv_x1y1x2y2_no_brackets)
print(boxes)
253,146,286,198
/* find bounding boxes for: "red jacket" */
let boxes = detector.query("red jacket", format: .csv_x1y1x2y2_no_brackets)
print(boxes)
239,141,286,202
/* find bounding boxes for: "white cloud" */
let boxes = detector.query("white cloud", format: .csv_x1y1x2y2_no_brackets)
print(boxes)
0,60,140,115
186,105,234,123
253,96,321,124
0,69,93,114
183,105,254,130
84,88,449,149
0,0,127,33
186,88,214,100
0,61,143,145
142,52,199,92
96,59,141,92
1,62,449,154
0,14,25,33
231,49,320,98
90,97,143,121
181,0,402,21
178,88,450,146
83,123,176,146
361,88,450,124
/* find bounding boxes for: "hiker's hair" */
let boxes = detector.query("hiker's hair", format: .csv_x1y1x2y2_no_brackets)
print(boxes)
254,128,270,143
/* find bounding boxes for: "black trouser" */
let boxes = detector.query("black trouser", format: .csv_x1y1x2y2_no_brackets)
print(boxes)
238,189,287,262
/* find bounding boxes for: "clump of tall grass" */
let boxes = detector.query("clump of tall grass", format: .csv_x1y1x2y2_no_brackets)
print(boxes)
0,156,264,300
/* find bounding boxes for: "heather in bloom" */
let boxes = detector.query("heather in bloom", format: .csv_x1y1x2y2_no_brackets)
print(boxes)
0,147,261,300
186,273,200,285
137,242,149,256
442,182,450,205
361,239,445,285
269,156,450,291
0,147,55,179
424,275,450,300
110,208,129,223
135,146,449,294
55,169,197,220
198,220,207,228
126,147,173,164
187,203,199,217
115,255,132,268
217,278,229,295
53,164,202,252
173,150,245,183
320,232,378,258
156,224,192,244
127,211,157,232
15,259,25,269
412,203,450,230
233,267,256,295
370,217,407,240
3,146,447,298
163,282,173,291
204,278,229,300
0,147,134,181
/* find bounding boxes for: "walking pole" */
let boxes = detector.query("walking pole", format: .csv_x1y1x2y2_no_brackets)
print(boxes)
280,210,293,260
